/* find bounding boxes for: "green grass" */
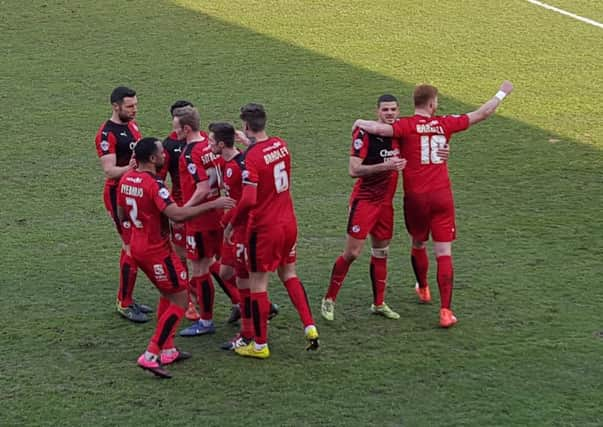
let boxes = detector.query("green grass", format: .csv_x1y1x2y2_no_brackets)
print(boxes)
2,0,602,425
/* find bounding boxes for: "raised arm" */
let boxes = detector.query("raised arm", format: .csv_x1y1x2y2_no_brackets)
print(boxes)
467,80,513,126
164,196,235,222
352,120,394,137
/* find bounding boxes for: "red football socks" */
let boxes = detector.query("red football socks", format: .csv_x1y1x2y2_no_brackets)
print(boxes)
210,262,241,305
436,255,454,309
156,297,174,348
369,256,387,306
284,277,314,327
250,291,270,345
239,288,253,340
325,256,351,301
191,273,214,321
147,303,185,354
118,249,137,308
411,247,429,288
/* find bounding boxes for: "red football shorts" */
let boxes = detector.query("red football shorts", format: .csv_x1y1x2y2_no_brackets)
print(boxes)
103,183,131,245
247,222,297,273
134,249,188,294
346,199,394,241
185,227,223,261
221,237,249,279
403,187,456,242
170,220,186,249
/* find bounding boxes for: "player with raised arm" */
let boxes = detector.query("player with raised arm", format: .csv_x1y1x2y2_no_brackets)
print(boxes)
94,86,151,323
321,94,407,322
353,81,513,327
224,103,319,358
117,137,234,378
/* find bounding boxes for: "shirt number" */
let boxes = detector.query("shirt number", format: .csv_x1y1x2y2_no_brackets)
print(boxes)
420,135,447,165
273,161,289,193
125,197,143,228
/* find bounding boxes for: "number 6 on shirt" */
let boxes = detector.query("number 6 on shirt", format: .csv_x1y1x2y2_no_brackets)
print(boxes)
273,161,289,193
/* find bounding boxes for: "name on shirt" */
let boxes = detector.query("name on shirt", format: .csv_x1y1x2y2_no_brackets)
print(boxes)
121,184,143,197
416,124,444,134
202,152,218,165
263,146,289,165
380,148,400,158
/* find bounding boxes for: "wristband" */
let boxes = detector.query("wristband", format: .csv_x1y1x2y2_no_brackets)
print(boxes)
495,90,507,101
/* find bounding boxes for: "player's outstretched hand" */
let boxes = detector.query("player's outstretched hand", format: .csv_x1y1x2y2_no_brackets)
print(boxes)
213,196,236,210
500,80,513,95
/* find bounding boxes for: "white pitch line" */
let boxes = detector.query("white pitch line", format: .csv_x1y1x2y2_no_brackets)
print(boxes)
526,0,603,29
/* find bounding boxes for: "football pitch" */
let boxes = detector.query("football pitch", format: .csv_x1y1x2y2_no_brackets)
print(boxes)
2,0,602,425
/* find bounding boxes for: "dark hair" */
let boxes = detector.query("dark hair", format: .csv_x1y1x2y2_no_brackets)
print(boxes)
413,85,438,108
134,137,161,163
110,86,136,104
377,94,398,107
240,103,267,132
209,122,235,148
172,106,200,131
170,100,194,116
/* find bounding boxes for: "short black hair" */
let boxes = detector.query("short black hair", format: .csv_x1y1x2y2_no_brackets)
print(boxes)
110,86,136,104
240,103,267,132
377,94,398,107
209,122,235,148
134,137,160,163
170,100,194,116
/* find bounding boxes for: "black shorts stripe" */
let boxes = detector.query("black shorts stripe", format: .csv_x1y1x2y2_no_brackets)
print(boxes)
347,198,360,235
157,314,178,348
195,232,205,259
164,256,179,289
249,232,258,272
109,185,121,234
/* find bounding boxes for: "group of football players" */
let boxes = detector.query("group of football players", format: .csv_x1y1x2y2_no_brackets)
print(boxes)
95,80,512,378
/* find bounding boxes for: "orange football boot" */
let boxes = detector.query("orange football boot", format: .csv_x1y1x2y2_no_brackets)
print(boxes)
439,308,458,328
415,283,432,303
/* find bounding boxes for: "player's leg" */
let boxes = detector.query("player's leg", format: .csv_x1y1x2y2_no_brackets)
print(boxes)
235,270,271,359
104,184,149,322
179,231,216,336
136,253,191,378
367,203,399,319
431,188,457,328
323,199,370,320
404,193,432,303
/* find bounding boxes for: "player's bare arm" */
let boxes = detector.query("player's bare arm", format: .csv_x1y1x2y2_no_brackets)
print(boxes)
224,183,258,244
165,196,235,222
352,120,394,137
100,154,135,180
348,156,406,178
467,80,513,126
183,180,210,207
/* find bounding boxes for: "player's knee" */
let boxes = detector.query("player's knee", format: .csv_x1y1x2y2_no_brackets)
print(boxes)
277,264,296,282
343,247,362,262
371,246,389,259
412,240,426,249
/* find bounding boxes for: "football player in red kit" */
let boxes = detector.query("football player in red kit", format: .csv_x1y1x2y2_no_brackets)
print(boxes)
117,137,234,378
353,81,513,327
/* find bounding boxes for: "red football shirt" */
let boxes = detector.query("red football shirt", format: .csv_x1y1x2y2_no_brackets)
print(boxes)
95,120,142,186
178,133,224,230
349,128,399,203
220,151,245,232
242,137,296,229
392,114,469,194
117,170,174,256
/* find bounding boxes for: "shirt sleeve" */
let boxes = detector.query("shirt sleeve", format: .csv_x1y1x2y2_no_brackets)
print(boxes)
95,129,117,158
442,114,470,134
153,179,174,212
391,119,408,139
350,128,369,159
242,152,259,186
184,149,208,184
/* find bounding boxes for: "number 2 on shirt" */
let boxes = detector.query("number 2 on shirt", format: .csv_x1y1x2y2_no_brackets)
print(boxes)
273,161,289,193
125,197,143,228
420,135,447,165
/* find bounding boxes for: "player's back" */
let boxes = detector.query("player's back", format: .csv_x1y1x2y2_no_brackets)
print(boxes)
118,170,172,255
394,114,469,194
244,137,296,229
222,151,245,202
